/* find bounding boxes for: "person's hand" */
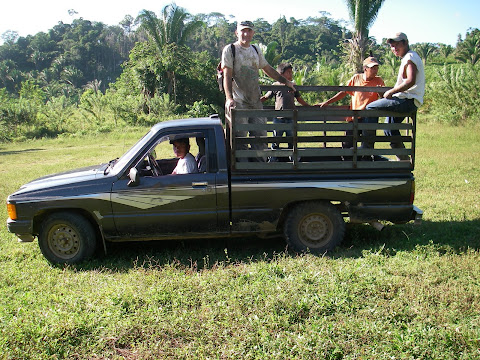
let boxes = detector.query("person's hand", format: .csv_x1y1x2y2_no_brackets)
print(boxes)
318,101,329,108
286,80,296,91
383,89,395,99
226,98,236,110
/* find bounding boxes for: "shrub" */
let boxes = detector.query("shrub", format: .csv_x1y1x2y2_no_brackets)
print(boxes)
427,64,480,124
186,100,218,118
143,94,181,124
0,93,40,140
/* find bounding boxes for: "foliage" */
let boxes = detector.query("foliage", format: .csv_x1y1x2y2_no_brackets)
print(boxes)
117,41,222,115
186,100,218,118
79,89,110,129
103,89,144,126
257,41,282,68
302,60,352,104
270,16,345,65
378,47,401,80
343,0,386,72
427,64,480,124
0,18,137,98
412,42,438,65
455,28,480,65
144,93,180,121
0,10,480,138
0,88,41,141
137,3,204,102
138,3,203,48
438,44,454,61
38,96,75,133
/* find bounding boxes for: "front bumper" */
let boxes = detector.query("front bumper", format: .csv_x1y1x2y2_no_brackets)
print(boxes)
7,218,34,239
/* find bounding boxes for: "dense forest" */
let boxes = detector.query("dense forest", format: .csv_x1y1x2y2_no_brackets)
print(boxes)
0,4,479,141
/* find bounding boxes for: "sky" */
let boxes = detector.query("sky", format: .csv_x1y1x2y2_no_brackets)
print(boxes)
1,0,479,46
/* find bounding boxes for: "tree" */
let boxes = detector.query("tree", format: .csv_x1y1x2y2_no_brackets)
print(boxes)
381,48,401,78
258,41,282,68
455,28,480,65
343,0,386,73
1,30,19,45
412,42,437,65
137,3,203,50
137,3,203,101
0,59,22,92
438,44,454,61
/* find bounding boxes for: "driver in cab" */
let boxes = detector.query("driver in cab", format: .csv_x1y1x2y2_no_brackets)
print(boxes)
171,138,198,174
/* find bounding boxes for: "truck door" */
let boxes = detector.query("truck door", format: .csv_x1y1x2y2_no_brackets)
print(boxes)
110,132,222,238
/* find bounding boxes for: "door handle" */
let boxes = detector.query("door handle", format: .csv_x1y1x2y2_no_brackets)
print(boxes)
192,182,208,187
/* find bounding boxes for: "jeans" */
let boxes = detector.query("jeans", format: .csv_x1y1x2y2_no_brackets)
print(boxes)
271,117,293,150
234,101,267,161
343,118,364,149
364,98,417,149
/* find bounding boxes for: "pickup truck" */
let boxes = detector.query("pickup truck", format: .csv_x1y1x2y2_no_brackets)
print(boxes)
6,90,423,264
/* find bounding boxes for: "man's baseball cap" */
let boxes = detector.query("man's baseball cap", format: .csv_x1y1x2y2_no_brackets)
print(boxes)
237,20,254,31
363,56,380,68
387,32,408,43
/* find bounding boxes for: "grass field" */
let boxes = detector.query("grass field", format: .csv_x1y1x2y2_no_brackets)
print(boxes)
0,122,479,359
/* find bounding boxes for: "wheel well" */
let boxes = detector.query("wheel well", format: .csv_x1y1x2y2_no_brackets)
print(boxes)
33,209,102,242
277,200,346,231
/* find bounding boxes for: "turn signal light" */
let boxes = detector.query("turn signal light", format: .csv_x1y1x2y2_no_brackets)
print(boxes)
7,203,17,220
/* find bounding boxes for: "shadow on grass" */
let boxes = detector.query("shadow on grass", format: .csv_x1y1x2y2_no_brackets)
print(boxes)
0,148,44,156
340,219,480,258
75,219,480,271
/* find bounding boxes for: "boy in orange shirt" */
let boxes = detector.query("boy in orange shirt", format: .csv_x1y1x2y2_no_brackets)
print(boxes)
319,57,385,148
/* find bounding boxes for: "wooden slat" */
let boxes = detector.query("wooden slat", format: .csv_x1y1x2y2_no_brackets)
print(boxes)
235,160,412,171
233,108,414,119
260,85,392,93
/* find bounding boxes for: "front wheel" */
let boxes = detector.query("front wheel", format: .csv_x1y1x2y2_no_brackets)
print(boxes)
284,201,345,253
38,213,97,264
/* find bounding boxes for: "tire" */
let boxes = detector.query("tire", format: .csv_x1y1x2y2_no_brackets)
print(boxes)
38,212,97,264
284,201,345,253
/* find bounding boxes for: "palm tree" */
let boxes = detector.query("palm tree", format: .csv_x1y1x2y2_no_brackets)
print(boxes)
137,3,203,101
438,44,454,62
138,3,203,50
84,79,102,94
258,41,282,68
412,43,437,65
455,29,480,65
343,0,386,73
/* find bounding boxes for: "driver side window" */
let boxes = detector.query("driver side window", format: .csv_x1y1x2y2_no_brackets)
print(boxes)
140,134,203,177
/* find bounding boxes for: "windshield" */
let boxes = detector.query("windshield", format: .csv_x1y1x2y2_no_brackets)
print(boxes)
109,129,157,176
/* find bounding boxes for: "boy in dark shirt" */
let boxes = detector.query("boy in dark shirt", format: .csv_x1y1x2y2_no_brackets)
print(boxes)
261,63,309,157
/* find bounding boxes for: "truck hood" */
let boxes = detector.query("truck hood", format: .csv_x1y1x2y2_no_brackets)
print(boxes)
13,164,109,196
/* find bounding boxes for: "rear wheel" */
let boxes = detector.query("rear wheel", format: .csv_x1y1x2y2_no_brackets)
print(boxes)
38,213,97,264
284,201,345,253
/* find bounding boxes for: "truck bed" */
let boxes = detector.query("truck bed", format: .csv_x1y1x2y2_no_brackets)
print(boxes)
226,86,417,173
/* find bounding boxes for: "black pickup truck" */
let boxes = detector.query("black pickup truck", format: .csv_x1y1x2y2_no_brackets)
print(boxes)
6,103,422,264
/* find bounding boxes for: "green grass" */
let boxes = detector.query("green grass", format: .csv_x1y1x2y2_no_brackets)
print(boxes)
0,122,479,359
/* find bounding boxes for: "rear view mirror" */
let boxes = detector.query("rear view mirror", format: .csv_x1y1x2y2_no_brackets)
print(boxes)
127,167,140,187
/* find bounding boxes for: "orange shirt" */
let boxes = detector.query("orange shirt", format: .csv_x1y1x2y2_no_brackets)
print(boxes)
346,74,385,121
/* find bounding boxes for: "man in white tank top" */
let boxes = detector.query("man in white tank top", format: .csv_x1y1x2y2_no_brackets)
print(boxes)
364,32,425,158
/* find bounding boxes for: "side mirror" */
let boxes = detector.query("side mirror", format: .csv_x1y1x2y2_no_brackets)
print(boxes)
127,167,140,187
